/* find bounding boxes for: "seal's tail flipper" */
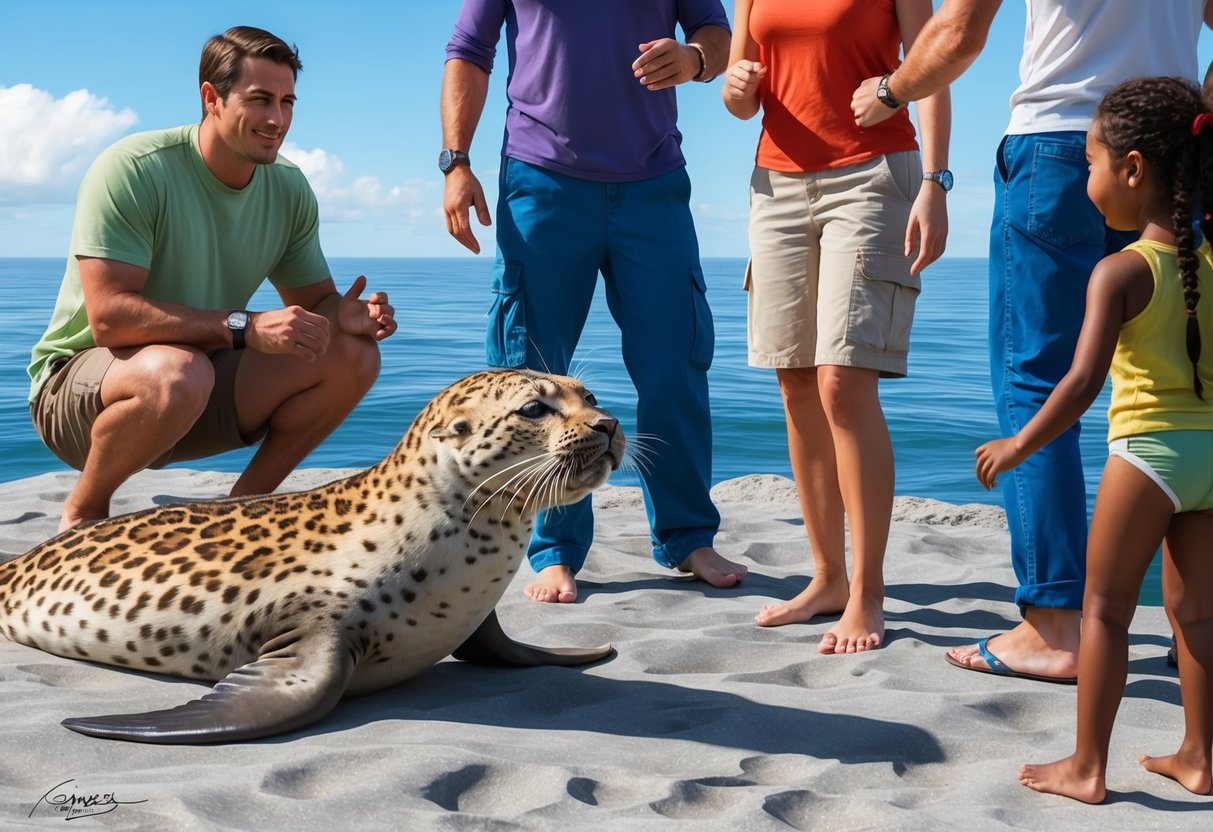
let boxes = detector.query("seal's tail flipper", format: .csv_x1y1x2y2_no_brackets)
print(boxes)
61,629,354,744
452,610,613,667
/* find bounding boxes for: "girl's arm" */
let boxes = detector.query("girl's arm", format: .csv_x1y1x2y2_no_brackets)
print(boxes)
897,0,951,275
975,250,1149,489
721,0,766,120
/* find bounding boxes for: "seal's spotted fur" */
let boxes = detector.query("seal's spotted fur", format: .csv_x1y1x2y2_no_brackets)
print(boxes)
0,370,623,743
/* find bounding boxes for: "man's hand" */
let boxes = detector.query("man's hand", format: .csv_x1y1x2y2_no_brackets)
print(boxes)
633,39,699,90
723,60,766,103
906,184,948,275
974,437,1024,491
852,76,897,127
338,275,397,341
245,305,332,361
444,165,491,254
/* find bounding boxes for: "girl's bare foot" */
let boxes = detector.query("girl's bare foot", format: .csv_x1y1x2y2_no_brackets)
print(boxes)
818,594,884,653
1140,750,1213,795
523,565,577,603
755,579,848,627
676,547,747,588
1018,757,1105,804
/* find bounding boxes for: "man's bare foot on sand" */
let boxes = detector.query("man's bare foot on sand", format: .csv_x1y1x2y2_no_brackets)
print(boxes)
1140,748,1213,795
676,547,747,588
818,594,884,653
1018,756,1105,804
523,565,577,603
755,578,849,627
946,610,1080,681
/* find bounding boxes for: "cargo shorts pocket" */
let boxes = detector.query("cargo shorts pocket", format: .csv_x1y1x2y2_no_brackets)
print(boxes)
485,261,528,368
690,265,715,370
847,249,920,354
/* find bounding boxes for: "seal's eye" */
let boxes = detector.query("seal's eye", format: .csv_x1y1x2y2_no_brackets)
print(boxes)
516,400,552,419
584,392,598,407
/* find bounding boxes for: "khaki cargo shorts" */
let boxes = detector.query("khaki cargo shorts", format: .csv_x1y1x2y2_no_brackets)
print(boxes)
745,151,923,378
31,347,262,471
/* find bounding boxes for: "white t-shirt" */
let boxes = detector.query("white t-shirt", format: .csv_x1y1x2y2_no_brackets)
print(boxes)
1007,0,1205,134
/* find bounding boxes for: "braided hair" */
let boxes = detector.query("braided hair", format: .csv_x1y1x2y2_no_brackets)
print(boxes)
1094,76,1213,399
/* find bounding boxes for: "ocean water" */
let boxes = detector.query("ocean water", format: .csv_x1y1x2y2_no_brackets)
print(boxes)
1,256,1160,603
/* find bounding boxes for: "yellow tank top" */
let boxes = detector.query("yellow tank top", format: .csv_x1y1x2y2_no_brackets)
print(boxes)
1108,239,1213,441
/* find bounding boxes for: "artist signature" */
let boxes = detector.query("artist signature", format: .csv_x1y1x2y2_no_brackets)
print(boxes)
29,779,148,821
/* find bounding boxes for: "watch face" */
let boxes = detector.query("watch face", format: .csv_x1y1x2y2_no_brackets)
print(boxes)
940,170,954,191
438,149,454,172
226,311,249,329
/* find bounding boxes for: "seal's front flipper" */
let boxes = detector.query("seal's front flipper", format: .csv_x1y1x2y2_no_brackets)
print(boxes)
61,629,355,744
452,610,613,667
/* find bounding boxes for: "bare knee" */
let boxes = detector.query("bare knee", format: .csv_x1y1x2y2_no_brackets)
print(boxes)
320,331,381,403
777,367,818,408
1081,591,1137,632
118,346,214,422
817,367,879,429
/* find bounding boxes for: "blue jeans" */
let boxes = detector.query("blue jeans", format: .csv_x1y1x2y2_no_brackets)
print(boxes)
989,132,1136,611
486,158,720,572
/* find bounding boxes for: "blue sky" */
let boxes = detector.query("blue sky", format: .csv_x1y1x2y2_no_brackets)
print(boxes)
2,1,1212,260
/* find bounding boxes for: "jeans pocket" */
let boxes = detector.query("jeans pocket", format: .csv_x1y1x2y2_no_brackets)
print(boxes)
848,248,920,353
690,265,715,370
1027,140,1103,248
485,260,527,368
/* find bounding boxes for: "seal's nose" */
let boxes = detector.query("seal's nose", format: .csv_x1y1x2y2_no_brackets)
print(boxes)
591,417,619,442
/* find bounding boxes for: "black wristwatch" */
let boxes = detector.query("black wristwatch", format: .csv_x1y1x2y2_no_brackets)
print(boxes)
876,73,903,110
226,309,250,350
438,148,470,175
923,169,954,192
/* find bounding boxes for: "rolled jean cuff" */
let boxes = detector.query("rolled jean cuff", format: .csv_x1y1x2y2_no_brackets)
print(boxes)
527,545,590,575
1014,579,1084,612
654,529,717,570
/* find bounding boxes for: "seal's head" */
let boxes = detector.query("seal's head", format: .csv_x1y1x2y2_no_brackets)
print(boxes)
417,370,625,511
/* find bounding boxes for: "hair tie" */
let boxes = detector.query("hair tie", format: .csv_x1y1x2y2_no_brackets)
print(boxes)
1191,113,1213,136
1188,308,1199,316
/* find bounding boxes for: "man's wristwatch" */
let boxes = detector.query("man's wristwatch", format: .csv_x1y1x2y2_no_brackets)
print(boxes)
688,42,712,82
438,148,470,175
923,169,954,192
226,309,250,350
876,72,903,110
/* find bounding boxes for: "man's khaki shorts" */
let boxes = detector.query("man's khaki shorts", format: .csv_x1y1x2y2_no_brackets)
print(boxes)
745,151,923,378
31,347,263,471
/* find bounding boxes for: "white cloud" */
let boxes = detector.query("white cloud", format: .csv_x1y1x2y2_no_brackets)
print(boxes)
0,84,137,205
280,142,433,222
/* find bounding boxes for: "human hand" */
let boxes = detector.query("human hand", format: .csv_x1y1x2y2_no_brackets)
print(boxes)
852,76,897,127
906,182,948,275
974,437,1023,490
633,38,698,90
443,166,491,254
338,275,397,341
723,60,766,102
246,305,331,361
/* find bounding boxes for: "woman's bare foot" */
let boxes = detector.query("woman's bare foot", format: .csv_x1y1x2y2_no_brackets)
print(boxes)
523,565,577,603
946,609,1080,681
755,578,849,627
1018,757,1105,804
1140,750,1213,795
676,547,748,588
818,594,884,653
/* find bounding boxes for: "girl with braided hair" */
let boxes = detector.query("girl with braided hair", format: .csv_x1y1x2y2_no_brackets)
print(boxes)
974,75,1213,804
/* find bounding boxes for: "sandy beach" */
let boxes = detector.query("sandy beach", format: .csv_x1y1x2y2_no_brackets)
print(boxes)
0,468,1204,829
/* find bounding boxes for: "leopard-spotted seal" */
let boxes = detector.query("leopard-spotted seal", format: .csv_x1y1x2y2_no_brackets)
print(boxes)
0,369,623,744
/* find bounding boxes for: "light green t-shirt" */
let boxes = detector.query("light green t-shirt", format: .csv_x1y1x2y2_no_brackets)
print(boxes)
27,124,330,401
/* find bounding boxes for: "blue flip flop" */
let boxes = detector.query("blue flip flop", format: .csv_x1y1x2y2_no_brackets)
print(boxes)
944,636,1077,685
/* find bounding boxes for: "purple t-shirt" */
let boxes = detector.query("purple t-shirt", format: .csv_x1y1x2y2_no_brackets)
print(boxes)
446,0,729,182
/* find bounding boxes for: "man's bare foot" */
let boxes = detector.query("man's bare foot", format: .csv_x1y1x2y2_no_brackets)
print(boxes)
818,595,884,653
523,565,577,603
1140,750,1213,795
676,547,747,588
946,609,1080,681
755,578,849,627
1018,757,1106,804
